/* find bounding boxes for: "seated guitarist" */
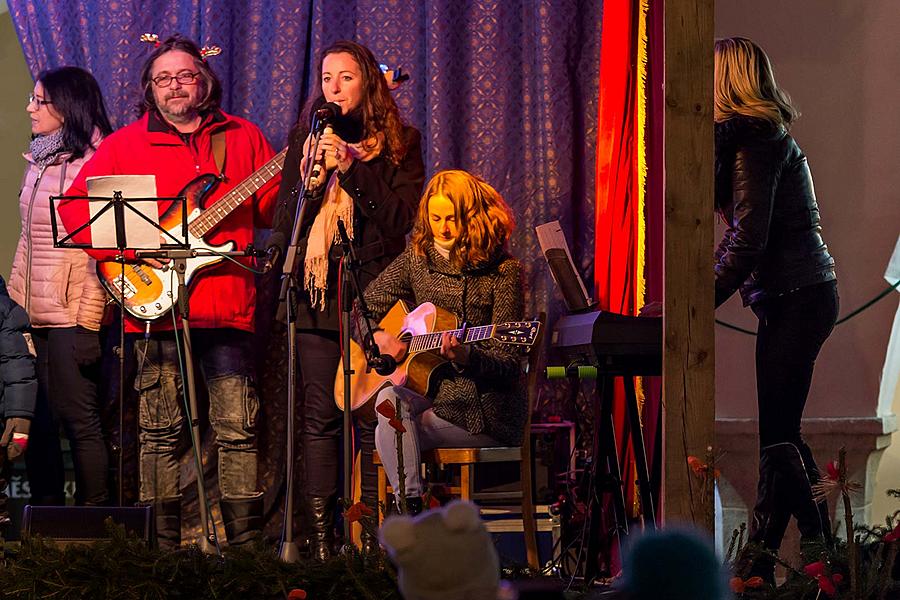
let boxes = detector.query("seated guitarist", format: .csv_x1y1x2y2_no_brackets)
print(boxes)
58,35,280,549
364,170,526,514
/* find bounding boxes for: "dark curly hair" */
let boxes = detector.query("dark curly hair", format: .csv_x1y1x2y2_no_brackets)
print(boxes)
137,34,222,117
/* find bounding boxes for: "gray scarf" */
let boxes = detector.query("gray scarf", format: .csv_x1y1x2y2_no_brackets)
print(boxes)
29,131,66,165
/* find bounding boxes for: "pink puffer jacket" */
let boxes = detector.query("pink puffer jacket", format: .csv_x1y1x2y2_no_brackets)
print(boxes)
8,141,108,330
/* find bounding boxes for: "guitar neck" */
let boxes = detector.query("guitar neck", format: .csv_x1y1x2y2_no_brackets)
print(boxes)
190,147,288,237
407,325,496,353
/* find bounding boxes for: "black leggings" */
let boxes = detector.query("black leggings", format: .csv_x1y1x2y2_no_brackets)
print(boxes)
297,329,377,503
25,327,109,505
752,280,839,449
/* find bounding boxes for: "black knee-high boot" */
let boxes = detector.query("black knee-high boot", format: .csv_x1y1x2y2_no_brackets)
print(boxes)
794,441,832,548
221,495,264,547
152,497,182,551
744,446,792,584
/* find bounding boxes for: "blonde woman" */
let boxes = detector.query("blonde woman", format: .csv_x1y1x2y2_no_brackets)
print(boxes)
366,170,525,515
715,37,837,582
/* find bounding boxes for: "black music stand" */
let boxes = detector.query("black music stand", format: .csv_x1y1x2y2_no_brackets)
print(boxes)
50,190,187,506
50,190,223,555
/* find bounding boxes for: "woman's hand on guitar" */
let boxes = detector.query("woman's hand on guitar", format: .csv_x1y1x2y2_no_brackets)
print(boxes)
374,330,408,362
440,332,470,365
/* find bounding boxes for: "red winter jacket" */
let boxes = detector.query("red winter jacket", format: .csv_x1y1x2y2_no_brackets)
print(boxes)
60,110,280,334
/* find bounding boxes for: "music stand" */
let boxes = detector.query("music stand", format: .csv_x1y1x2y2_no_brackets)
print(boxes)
49,190,222,555
537,220,657,581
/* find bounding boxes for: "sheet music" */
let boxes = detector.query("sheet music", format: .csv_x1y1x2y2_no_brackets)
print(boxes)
86,175,161,249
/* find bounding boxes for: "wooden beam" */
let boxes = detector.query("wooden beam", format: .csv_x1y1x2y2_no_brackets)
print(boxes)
663,0,716,530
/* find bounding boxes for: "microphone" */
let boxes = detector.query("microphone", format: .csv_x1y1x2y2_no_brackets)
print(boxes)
264,232,286,272
314,101,341,124
306,101,342,190
307,125,332,190
370,353,397,377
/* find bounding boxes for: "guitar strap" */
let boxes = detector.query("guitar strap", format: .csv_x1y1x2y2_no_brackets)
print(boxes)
211,131,226,178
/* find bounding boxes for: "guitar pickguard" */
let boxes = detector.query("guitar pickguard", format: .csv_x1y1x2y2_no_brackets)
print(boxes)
99,207,235,320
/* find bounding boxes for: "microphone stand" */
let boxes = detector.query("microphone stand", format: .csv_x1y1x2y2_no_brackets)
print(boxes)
277,118,327,563
334,219,395,552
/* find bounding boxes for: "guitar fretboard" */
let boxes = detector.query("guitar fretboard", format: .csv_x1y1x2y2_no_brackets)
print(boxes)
407,325,495,353
189,147,288,238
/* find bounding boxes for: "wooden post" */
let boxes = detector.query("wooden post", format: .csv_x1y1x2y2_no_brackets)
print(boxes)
663,0,716,530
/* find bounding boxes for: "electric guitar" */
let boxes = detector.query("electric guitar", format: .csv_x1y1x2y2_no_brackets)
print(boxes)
96,147,287,320
334,300,541,417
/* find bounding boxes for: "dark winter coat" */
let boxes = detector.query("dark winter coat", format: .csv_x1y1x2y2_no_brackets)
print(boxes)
714,116,836,307
0,275,37,420
363,245,527,446
271,126,425,330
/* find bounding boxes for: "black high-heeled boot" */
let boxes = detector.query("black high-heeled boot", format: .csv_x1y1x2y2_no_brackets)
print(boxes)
787,442,832,560
307,495,334,561
740,446,792,585
358,494,380,555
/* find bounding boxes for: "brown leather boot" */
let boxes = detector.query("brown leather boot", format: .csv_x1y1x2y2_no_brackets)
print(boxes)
307,495,334,561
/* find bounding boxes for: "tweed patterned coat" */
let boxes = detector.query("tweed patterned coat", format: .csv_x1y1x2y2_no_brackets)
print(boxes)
363,244,526,446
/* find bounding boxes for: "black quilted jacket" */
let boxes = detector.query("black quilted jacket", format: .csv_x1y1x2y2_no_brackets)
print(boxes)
362,245,526,446
0,275,36,420
714,116,836,307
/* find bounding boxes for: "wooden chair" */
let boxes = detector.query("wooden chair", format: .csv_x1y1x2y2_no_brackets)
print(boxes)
374,312,546,570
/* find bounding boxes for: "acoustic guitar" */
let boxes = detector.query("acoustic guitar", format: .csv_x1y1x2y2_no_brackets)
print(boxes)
334,300,541,418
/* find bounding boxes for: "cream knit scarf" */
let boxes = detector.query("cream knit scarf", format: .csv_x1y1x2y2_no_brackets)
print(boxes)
303,133,384,309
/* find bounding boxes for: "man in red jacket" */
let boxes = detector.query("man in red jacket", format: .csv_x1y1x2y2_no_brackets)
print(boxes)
60,35,280,549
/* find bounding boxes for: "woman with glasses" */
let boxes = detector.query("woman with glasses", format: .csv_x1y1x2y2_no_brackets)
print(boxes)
270,40,425,560
8,66,113,506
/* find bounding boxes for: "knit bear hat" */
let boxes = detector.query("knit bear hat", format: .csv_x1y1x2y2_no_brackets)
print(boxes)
379,500,500,600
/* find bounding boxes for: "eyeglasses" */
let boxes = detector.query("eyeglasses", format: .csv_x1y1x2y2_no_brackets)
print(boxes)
28,93,52,106
151,71,200,88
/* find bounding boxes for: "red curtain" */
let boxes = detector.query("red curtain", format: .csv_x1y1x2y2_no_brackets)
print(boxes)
594,0,652,570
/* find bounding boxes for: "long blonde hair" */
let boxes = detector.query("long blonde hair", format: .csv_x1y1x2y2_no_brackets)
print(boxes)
411,170,515,269
714,37,798,126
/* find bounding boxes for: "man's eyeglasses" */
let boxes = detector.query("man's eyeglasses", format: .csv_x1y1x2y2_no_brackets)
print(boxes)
28,93,52,106
151,72,200,88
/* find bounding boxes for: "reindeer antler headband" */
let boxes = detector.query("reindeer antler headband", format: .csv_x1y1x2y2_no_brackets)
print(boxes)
139,33,160,47
139,33,222,61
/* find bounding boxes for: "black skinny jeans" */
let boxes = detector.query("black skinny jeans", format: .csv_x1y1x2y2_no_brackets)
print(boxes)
298,330,377,504
752,280,839,451
25,327,109,505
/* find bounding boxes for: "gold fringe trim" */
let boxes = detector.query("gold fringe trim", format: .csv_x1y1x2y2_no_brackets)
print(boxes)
632,0,650,519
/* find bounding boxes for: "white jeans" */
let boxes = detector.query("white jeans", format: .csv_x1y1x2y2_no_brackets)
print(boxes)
374,386,498,498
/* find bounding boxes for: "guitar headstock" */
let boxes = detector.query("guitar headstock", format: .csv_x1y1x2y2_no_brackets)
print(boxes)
493,322,541,346
380,63,410,90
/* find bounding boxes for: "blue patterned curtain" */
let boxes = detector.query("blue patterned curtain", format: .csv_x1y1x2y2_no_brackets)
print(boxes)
10,0,600,529
10,0,599,311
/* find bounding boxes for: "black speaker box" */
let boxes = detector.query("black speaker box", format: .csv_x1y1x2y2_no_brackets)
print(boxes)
22,505,153,546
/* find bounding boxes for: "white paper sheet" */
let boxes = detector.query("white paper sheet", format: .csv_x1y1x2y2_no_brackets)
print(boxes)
86,175,161,250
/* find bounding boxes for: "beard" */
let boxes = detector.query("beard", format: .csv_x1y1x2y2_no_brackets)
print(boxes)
158,91,199,124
